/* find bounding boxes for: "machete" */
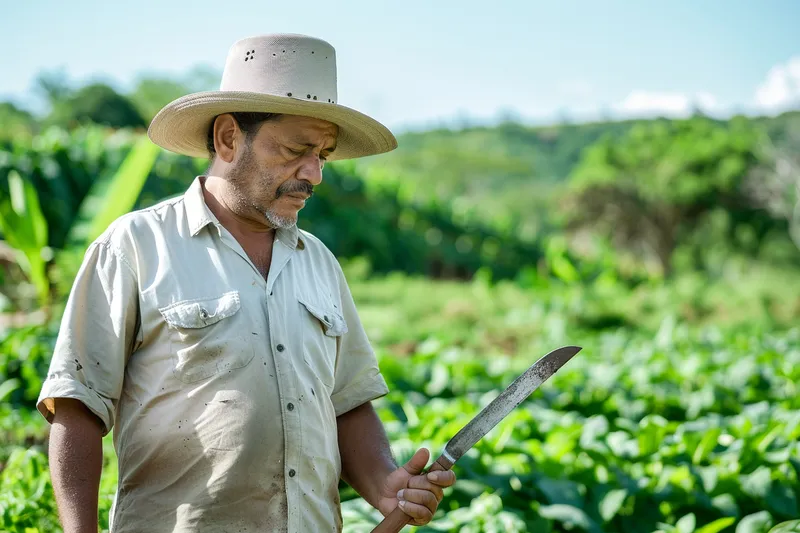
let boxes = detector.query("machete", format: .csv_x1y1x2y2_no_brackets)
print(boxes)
370,345,582,533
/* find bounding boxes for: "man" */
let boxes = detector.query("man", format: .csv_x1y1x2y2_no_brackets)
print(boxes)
36,33,455,532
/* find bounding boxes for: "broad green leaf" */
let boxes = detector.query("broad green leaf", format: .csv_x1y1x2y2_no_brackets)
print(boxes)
638,414,669,456
536,477,583,507
0,170,49,304
692,428,721,464
736,511,774,533
425,363,449,396
67,135,160,246
676,513,696,533
693,465,718,492
581,415,610,445
768,520,800,533
765,483,799,517
0,379,20,402
598,488,627,522
696,517,736,533
711,494,739,516
538,504,601,533
741,466,773,499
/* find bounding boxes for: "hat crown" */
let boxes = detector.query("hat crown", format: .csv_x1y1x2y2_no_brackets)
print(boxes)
220,33,338,104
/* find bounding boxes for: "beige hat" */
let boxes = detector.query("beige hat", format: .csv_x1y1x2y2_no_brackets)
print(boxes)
147,33,397,161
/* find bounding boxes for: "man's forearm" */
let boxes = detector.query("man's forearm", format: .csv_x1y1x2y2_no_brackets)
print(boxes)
337,401,396,508
48,398,104,533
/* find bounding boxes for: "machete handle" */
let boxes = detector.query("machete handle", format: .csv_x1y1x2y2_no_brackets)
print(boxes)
370,453,455,533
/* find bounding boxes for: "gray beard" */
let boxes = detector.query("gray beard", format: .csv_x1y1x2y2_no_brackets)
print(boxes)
263,206,297,229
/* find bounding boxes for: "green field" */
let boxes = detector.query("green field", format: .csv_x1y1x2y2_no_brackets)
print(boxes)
1,265,799,533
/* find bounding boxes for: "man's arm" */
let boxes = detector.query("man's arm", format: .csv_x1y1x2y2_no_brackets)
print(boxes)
337,401,396,507
337,401,456,525
48,398,104,533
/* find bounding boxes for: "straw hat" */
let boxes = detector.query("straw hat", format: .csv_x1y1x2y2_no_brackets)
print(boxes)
148,33,397,161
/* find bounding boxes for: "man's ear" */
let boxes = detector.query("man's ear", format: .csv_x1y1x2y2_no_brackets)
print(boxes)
211,114,242,163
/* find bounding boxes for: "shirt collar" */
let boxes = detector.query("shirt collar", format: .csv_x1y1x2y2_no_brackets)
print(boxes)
185,176,304,250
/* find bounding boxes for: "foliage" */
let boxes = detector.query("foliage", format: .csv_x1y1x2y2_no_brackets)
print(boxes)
351,118,639,237
1,271,799,532
564,116,787,275
45,83,146,130
0,103,37,142
0,324,56,408
0,171,49,306
1,126,569,314
127,66,220,122
743,112,800,251
0,127,169,312
356,323,800,532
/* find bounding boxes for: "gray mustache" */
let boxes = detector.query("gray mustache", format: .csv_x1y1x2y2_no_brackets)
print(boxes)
276,182,314,198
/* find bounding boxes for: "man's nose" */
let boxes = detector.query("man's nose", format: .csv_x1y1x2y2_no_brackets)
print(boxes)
297,155,324,186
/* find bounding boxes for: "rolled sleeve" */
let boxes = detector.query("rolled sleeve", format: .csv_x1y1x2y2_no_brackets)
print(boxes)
37,239,139,436
331,264,389,417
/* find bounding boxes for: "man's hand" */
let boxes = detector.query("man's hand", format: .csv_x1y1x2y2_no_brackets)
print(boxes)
376,448,456,525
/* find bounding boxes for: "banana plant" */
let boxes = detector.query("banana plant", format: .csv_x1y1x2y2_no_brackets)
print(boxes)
0,133,160,312
0,170,50,307
66,133,161,246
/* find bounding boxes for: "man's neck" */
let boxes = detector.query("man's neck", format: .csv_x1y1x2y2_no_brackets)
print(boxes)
200,175,277,243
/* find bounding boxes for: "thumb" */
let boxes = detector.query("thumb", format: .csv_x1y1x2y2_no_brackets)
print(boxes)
402,448,430,476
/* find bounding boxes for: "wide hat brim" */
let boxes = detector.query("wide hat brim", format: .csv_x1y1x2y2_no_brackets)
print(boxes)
147,90,398,161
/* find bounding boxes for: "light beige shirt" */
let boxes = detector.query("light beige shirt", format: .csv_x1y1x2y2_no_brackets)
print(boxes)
37,176,390,533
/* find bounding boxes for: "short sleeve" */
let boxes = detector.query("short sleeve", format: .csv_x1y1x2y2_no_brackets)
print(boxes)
329,263,389,417
36,240,139,436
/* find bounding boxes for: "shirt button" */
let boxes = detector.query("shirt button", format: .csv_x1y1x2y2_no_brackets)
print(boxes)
276,344,285,352
287,402,294,411
288,469,296,477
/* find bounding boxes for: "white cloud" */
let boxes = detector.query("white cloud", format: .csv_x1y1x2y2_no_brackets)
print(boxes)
754,56,800,112
613,90,720,118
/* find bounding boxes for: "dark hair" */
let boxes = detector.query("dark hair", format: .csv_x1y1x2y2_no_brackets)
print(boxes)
206,112,282,158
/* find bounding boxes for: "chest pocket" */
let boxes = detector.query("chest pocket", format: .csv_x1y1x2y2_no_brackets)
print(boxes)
297,294,347,392
159,291,256,383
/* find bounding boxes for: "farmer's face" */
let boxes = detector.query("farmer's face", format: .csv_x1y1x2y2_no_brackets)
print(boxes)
223,114,338,229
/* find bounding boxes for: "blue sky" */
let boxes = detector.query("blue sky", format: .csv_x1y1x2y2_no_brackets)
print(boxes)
1,0,798,133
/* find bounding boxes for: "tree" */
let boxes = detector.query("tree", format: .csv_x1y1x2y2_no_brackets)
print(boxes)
33,67,72,108
564,116,776,275
128,66,220,122
0,102,37,141
128,78,192,123
744,111,800,251
46,83,146,129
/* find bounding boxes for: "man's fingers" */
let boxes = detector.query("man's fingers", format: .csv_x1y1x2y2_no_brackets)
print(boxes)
405,476,444,501
397,498,434,524
402,448,430,476
426,469,456,487
398,488,439,511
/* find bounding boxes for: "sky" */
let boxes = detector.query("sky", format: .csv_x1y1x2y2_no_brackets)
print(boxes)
1,0,798,133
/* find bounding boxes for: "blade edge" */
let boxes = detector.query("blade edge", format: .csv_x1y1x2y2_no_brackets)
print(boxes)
443,345,581,463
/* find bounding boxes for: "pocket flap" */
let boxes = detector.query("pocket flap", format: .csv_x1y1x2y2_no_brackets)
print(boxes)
160,291,241,329
299,298,348,337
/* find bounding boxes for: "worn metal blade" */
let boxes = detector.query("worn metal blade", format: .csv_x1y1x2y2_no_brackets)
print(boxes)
441,345,581,464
